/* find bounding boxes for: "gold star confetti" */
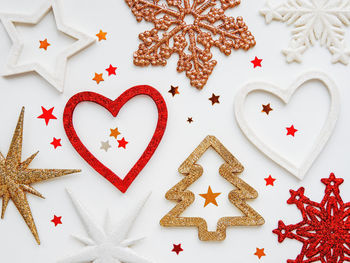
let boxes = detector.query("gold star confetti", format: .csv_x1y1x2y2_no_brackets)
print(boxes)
0,107,80,244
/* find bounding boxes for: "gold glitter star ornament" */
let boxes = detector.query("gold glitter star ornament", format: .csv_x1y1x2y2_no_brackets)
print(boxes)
0,107,80,245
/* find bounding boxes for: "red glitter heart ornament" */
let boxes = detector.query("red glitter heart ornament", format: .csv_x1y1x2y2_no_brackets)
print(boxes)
63,85,168,193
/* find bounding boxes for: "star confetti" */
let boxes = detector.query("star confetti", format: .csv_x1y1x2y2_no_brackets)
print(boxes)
286,125,298,137
273,173,350,262
264,175,276,186
92,73,104,84
251,56,262,68
187,117,193,123
37,106,57,126
96,30,107,41
125,0,256,89
50,137,62,149
0,107,80,244
39,38,50,50
60,190,153,263
262,103,273,115
209,94,220,105
100,140,111,152
254,248,266,259
199,186,221,207
117,137,128,149
168,85,179,97
172,244,183,255
51,215,62,227
105,64,117,76
109,127,121,139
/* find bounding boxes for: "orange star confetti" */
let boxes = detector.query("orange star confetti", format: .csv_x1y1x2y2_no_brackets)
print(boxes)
39,38,50,50
254,248,266,259
199,186,221,207
209,93,220,105
262,103,273,115
96,30,107,41
264,175,276,186
168,85,179,97
286,125,298,137
110,127,120,139
92,73,104,84
117,137,128,149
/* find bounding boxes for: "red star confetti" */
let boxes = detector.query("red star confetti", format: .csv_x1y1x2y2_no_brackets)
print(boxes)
254,248,266,259
37,106,57,125
51,215,62,227
286,125,298,137
187,117,193,123
264,175,276,186
117,137,128,149
209,93,220,105
168,85,179,97
93,73,104,84
106,64,117,76
273,173,350,262
172,244,183,255
251,56,262,68
96,30,107,41
50,137,62,149
39,38,50,50
262,103,273,115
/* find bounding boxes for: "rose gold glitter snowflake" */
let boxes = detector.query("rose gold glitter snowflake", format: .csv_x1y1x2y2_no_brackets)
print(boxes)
125,0,256,89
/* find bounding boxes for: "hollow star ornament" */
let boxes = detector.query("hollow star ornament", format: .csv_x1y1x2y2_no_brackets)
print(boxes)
0,107,80,244
0,0,95,92
60,190,153,263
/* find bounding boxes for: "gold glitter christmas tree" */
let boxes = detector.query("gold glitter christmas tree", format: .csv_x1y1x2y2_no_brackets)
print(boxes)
0,107,80,244
160,135,265,241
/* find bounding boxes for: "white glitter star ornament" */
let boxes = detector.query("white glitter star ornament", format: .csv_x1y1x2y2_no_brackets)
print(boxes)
260,0,350,64
60,190,153,263
0,0,95,92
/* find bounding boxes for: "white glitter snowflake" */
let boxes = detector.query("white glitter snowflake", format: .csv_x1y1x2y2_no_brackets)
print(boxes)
260,0,350,64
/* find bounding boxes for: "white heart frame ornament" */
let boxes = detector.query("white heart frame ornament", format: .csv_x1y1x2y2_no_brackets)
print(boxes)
234,71,340,180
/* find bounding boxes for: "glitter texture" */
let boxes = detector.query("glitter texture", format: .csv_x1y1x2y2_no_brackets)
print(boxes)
273,173,350,262
125,0,256,89
63,85,168,193
160,135,264,241
0,107,80,244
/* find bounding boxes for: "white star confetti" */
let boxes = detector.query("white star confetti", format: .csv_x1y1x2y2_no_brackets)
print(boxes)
100,140,111,152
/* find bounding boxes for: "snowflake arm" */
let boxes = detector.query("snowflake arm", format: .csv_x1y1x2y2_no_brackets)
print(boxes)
126,0,256,89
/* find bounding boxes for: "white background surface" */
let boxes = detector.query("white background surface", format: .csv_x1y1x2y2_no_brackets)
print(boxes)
0,0,349,262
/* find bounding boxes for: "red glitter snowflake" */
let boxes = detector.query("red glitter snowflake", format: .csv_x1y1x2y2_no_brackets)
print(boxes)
273,173,350,263
125,0,256,89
